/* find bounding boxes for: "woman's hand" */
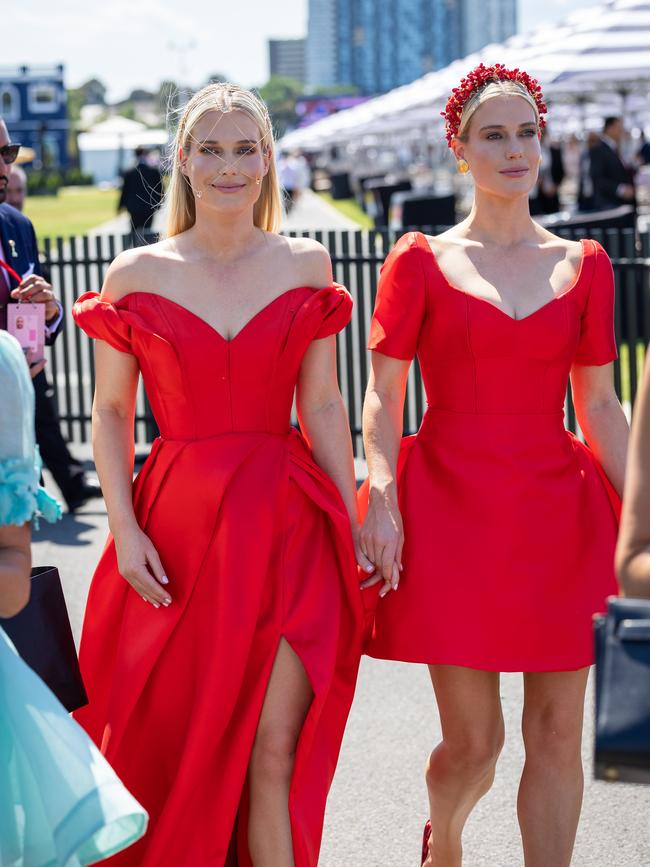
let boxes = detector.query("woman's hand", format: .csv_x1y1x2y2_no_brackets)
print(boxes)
351,522,376,578
113,524,172,609
359,489,404,598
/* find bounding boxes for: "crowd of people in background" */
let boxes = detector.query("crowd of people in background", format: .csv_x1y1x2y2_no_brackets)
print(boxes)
528,115,647,216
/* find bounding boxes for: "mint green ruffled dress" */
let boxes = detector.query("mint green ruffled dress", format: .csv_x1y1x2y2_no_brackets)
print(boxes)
0,331,148,866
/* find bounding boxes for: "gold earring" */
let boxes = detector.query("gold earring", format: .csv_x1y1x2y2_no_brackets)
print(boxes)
457,158,470,174
255,177,261,185
195,189,203,199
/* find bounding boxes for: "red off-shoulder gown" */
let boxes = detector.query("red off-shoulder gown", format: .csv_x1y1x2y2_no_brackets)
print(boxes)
72,285,364,867
359,232,620,672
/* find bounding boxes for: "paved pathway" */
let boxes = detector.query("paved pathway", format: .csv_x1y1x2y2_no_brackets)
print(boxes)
281,189,360,231
32,459,650,867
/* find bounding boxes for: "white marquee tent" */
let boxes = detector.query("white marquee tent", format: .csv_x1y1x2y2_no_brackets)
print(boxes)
78,117,168,184
280,0,650,151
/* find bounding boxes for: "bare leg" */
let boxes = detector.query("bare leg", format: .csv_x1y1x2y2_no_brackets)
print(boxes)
247,638,313,867
518,668,589,867
424,665,504,867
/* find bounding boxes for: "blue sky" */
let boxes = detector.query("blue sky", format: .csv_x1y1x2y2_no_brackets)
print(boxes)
7,0,598,101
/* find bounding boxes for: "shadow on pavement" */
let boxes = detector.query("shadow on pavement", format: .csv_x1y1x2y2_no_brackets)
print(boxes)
33,513,102,546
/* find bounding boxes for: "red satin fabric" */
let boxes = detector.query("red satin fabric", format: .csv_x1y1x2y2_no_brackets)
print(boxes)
360,232,620,671
72,286,364,866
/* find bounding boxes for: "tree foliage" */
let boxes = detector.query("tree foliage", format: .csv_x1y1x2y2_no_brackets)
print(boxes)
258,76,304,137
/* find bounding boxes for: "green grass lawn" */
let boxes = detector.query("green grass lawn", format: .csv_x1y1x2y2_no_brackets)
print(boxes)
24,187,120,242
316,192,374,229
618,341,647,405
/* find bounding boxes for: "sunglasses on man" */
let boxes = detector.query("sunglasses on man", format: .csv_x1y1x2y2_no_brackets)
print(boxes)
0,144,22,164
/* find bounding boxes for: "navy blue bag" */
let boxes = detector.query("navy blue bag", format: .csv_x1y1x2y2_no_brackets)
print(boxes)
594,596,650,783
0,566,88,713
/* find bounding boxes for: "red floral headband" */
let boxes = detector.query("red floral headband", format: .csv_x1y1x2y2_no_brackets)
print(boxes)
442,63,547,147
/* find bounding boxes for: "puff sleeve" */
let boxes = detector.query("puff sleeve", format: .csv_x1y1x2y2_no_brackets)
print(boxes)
312,285,353,339
573,240,618,367
72,292,133,354
368,232,427,361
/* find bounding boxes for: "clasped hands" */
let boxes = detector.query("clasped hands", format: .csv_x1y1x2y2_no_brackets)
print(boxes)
356,488,404,598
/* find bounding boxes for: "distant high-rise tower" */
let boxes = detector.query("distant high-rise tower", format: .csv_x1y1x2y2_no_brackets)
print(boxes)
269,39,306,83
461,0,517,55
306,0,339,89
306,0,517,95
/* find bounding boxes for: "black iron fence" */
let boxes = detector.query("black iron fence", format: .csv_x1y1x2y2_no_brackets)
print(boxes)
42,227,650,458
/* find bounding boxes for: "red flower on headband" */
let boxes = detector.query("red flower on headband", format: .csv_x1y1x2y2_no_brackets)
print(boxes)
441,63,547,147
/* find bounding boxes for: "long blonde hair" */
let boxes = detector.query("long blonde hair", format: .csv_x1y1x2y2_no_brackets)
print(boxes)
164,83,282,237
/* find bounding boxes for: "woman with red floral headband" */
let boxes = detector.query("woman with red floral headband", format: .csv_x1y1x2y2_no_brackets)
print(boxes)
359,65,629,866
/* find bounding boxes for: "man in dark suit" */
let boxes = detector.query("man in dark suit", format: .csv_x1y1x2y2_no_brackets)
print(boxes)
0,117,101,511
530,127,565,215
589,116,636,211
117,147,163,233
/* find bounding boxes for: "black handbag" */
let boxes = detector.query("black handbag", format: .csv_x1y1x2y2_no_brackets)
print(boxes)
0,565,88,713
594,595,650,783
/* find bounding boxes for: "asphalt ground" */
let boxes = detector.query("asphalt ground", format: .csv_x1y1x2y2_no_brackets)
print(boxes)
32,456,650,867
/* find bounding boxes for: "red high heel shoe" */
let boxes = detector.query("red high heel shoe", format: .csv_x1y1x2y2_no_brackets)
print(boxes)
421,820,432,865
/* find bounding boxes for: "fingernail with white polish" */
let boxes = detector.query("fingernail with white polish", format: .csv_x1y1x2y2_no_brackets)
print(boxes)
161,575,169,584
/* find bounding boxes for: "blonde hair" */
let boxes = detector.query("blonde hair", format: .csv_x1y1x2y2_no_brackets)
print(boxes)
457,80,540,142
164,83,282,237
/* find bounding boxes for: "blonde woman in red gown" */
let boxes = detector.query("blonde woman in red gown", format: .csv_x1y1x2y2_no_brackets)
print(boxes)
72,83,371,867
359,65,629,867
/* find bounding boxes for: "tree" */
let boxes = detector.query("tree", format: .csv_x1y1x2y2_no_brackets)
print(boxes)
157,80,183,116
313,83,360,96
78,78,107,106
128,88,156,102
258,76,304,137
116,103,136,120
66,78,108,168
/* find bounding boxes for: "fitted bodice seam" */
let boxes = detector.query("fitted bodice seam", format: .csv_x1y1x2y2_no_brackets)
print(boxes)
153,295,201,439
413,232,431,329
463,295,479,413
265,292,294,433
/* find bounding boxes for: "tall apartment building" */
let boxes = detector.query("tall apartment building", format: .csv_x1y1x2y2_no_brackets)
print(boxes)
462,0,517,55
306,0,516,95
305,0,339,89
269,39,306,83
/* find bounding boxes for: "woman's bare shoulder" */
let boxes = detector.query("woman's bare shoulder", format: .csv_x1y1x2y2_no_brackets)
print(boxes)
420,227,468,263
538,228,583,266
100,239,180,303
271,234,333,289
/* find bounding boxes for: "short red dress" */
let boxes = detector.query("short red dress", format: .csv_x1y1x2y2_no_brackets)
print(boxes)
72,285,365,867
359,231,620,672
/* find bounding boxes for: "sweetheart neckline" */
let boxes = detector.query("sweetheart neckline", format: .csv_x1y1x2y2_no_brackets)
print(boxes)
112,285,330,343
419,234,587,323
